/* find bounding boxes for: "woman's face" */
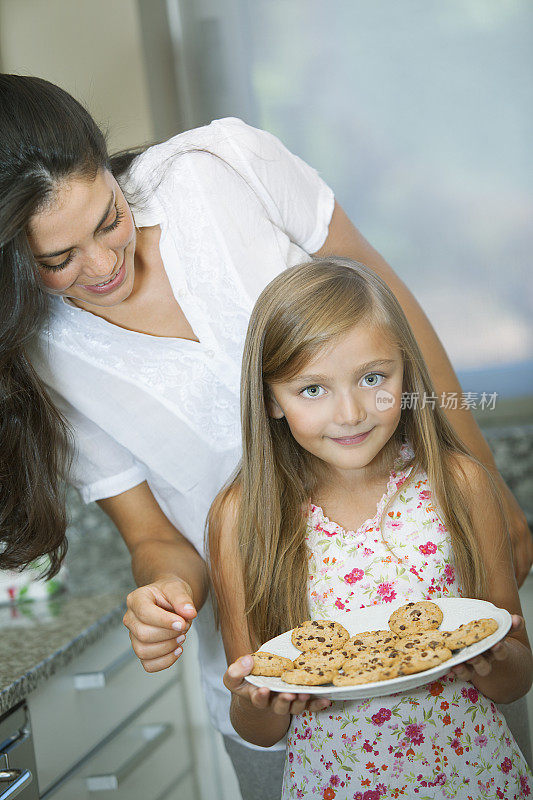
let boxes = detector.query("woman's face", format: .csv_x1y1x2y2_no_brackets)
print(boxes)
27,169,136,308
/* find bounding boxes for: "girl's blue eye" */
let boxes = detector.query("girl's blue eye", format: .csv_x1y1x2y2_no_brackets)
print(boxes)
301,385,325,398
361,372,384,388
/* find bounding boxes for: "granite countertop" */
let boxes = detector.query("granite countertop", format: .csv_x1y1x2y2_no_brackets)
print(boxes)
0,493,134,716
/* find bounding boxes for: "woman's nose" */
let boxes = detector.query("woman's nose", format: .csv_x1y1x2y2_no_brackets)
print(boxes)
335,391,367,426
81,246,118,282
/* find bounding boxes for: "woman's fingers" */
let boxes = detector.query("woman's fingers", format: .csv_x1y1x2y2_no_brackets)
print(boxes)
130,633,186,661
122,579,199,673
124,611,180,644
126,583,195,634
139,650,182,673
160,579,198,622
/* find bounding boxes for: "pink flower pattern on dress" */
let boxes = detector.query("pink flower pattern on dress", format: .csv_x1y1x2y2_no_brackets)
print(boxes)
283,444,532,799
344,568,364,584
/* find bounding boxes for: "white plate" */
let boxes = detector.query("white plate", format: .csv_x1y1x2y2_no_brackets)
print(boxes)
245,598,512,700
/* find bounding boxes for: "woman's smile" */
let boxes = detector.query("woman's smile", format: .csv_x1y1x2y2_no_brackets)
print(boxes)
80,258,127,294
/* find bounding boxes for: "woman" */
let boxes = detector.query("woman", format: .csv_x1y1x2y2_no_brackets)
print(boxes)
1,74,531,798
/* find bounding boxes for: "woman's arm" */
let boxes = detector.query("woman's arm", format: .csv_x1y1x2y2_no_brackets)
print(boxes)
314,201,533,584
446,455,532,703
97,481,209,672
212,490,330,747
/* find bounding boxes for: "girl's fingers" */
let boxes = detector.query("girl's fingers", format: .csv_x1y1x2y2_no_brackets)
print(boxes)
491,643,509,661
224,655,254,694
271,693,296,715
286,694,311,716
451,665,471,680
231,684,272,709
468,656,491,676
309,697,332,712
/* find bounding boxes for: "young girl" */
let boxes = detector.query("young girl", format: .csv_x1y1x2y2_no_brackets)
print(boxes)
209,257,532,799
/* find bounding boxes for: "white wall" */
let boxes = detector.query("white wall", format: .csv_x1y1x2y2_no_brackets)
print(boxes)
0,0,154,152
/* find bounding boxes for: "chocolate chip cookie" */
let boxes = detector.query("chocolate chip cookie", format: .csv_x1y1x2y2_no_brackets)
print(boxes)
389,601,444,636
445,618,498,650
251,651,295,677
291,620,350,652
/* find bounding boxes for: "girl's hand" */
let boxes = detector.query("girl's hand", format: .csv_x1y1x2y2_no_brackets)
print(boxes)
224,655,332,716
446,614,525,682
123,577,198,672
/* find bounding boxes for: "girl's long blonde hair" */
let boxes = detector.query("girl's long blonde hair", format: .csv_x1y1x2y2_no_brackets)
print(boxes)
209,257,499,648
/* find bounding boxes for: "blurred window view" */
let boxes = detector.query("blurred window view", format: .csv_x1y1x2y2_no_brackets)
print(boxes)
1,0,531,409
168,0,532,409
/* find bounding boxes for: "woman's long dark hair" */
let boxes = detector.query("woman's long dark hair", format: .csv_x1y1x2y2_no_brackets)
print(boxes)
0,74,140,577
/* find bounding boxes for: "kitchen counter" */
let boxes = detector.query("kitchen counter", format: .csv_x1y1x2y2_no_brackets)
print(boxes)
0,491,134,716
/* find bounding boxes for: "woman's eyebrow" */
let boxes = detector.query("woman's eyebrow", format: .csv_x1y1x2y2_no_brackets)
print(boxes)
34,191,115,259
292,359,397,384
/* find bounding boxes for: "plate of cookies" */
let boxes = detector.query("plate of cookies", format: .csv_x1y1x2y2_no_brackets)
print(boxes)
245,598,512,700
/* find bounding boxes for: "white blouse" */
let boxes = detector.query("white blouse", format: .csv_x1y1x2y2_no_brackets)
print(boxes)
33,117,335,744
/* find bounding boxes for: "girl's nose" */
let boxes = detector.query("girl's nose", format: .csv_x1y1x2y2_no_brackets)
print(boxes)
80,246,118,283
335,391,367,426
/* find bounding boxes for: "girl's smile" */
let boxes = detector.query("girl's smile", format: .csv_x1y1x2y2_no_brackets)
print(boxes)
328,427,375,445
268,323,403,482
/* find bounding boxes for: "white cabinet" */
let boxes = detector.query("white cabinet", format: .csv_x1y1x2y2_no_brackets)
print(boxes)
27,625,202,800
45,682,195,800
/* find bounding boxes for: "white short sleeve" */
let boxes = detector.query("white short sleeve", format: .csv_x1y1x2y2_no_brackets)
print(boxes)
50,389,148,504
207,118,335,254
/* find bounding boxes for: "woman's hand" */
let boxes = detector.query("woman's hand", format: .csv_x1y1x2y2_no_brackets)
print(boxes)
123,576,198,672
446,614,525,682
224,655,332,716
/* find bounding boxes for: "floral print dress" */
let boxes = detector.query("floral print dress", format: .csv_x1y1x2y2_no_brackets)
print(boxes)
283,446,532,799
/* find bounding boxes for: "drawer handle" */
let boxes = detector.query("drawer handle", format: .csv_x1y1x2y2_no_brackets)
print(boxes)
0,770,21,782
86,722,172,792
0,769,33,799
74,649,135,690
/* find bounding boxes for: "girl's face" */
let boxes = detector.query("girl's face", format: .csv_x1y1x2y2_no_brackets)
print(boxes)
268,322,403,481
27,169,136,308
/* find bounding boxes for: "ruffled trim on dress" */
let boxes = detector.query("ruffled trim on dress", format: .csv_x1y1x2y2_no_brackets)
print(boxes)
309,440,416,540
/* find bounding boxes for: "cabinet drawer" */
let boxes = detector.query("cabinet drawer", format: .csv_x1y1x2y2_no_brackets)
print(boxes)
155,773,197,800
45,681,197,800
28,625,177,793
